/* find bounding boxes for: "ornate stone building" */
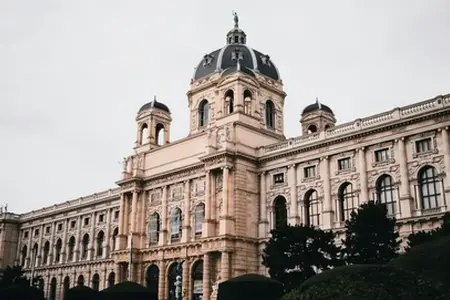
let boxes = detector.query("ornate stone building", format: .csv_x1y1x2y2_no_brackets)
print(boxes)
1,16,450,300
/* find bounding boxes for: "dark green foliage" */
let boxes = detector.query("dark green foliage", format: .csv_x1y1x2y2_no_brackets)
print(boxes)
0,265,29,289
406,212,450,250
389,235,450,287
341,201,400,264
262,224,342,292
281,264,449,300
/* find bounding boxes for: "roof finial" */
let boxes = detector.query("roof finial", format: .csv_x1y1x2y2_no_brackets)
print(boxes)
316,97,322,109
232,10,239,28
153,95,157,102
315,97,319,103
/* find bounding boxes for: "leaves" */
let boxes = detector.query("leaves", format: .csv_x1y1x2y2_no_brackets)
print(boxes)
406,212,450,251
341,201,400,265
262,224,342,292
0,265,29,289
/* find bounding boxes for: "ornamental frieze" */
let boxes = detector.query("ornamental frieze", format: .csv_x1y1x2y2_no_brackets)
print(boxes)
367,165,401,189
144,167,203,187
330,173,360,195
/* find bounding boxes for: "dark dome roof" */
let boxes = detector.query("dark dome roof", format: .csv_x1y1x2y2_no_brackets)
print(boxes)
193,19,280,81
138,97,170,114
302,100,334,115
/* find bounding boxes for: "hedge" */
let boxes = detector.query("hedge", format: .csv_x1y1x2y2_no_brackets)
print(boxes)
281,264,448,300
389,235,450,287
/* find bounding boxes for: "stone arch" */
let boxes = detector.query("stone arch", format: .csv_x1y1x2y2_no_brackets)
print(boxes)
191,259,204,300
198,99,209,127
304,189,320,226
140,123,149,145
337,182,357,222
167,261,183,300
107,272,115,287
96,230,104,257
145,264,159,294
418,165,442,210
265,100,275,128
63,276,70,296
156,123,165,145
375,174,398,216
92,273,100,291
225,89,234,114
170,207,183,241
307,124,318,134
77,274,85,286
273,195,288,229
49,277,57,300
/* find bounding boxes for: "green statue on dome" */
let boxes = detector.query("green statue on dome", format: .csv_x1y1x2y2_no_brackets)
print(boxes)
232,10,239,28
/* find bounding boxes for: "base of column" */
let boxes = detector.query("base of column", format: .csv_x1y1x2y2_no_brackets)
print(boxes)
322,210,334,229
202,220,215,238
258,220,268,238
117,234,128,250
399,195,413,218
219,217,234,235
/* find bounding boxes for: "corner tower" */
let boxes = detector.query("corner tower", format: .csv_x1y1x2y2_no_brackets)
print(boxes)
135,96,172,154
187,13,286,138
300,98,336,135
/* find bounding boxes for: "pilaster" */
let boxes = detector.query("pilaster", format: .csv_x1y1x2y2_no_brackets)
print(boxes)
182,180,191,242
320,156,333,228
288,164,298,225
358,147,369,203
397,137,412,217
159,186,168,246
258,171,268,238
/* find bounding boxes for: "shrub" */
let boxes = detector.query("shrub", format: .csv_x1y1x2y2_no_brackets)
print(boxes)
389,235,450,286
281,264,448,300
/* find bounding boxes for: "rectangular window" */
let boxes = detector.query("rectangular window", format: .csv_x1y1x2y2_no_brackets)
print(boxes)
338,158,351,170
34,229,39,237
273,173,284,184
304,166,316,178
84,218,90,226
45,226,50,234
70,221,76,229
114,211,119,220
375,148,389,162
57,224,63,231
98,214,104,223
416,138,432,154
24,231,29,239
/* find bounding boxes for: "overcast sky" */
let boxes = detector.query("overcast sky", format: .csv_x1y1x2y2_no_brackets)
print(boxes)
1,0,449,213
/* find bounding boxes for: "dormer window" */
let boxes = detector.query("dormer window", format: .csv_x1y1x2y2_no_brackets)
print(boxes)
231,48,243,62
261,54,271,67
202,54,214,67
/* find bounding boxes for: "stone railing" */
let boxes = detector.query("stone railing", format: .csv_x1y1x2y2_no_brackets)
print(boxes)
262,94,450,155
19,187,121,220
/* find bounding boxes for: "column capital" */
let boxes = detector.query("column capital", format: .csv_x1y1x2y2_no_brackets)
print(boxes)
320,156,329,161
258,170,267,176
287,164,296,169
395,136,406,143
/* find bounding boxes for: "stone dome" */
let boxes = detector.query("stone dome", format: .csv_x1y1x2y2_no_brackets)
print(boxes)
192,14,280,82
302,99,334,115
138,97,170,114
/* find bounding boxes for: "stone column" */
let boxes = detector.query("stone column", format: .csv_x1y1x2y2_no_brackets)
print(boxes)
183,180,191,242
203,253,211,300
118,193,125,235
104,209,111,259
88,213,95,260
131,191,138,232
182,259,189,299
14,229,23,265
258,171,268,238
320,157,333,228
117,193,127,250
441,127,450,190
158,261,166,300
219,166,231,235
25,228,32,268
74,216,82,261
160,186,168,246
397,137,412,217
114,264,121,284
288,164,298,225
358,147,369,203
48,223,55,264
203,171,214,237
37,225,44,266
60,220,68,264
221,252,230,281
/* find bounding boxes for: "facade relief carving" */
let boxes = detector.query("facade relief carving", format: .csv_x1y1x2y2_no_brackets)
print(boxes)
408,155,445,180
330,173,360,195
367,165,401,189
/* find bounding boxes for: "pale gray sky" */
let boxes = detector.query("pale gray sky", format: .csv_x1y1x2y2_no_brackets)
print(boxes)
1,0,449,213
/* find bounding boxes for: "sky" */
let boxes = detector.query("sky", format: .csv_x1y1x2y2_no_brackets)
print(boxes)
1,0,449,214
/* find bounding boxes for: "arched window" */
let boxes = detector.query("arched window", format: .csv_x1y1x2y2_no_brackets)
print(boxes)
307,124,318,134
49,277,57,300
81,234,89,259
305,189,320,226
265,100,275,128
194,203,205,235
63,276,70,296
96,231,104,257
243,89,252,114
140,123,149,145
92,273,100,291
199,100,209,127
149,213,160,245
168,262,182,300
111,227,119,251
55,239,62,263
67,236,75,261
273,196,288,229
191,260,203,300
171,208,182,241
146,264,159,293
156,123,165,146
32,243,38,267
338,182,357,221
225,90,234,114
419,166,441,209
376,175,397,216
324,124,331,130
107,272,115,287
43,241,50,265
243,89,252,101
77,275,85,287
20,245,27,266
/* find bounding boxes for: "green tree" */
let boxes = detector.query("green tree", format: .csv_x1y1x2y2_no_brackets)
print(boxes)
262,224,342,292
341,201,400,265
406,212,450,251
0,265,29,289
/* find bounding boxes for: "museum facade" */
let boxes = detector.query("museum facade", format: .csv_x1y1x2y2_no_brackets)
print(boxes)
1,16,450,300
